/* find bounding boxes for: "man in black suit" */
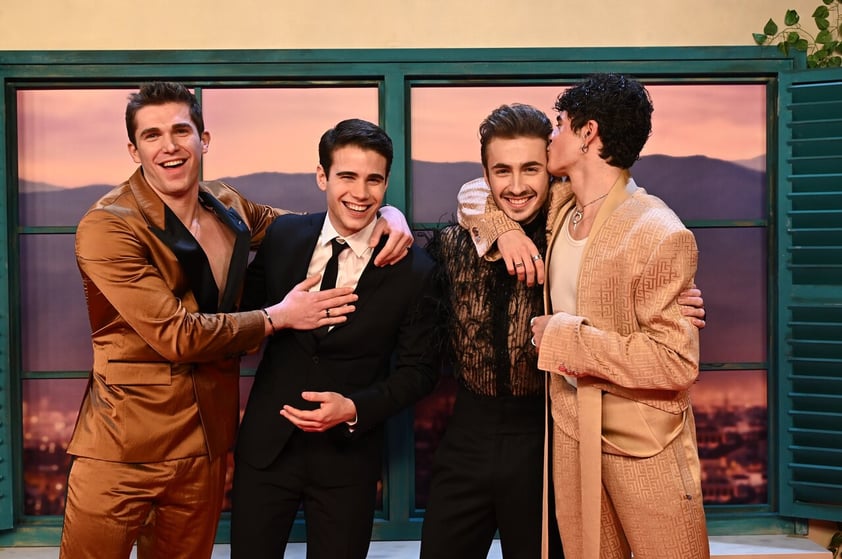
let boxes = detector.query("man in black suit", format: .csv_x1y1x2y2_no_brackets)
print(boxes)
230,118,440,559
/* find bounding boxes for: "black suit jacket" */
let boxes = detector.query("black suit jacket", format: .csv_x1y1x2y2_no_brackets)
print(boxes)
236,212,440,484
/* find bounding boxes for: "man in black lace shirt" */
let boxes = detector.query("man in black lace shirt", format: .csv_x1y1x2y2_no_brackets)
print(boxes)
422,104,562,559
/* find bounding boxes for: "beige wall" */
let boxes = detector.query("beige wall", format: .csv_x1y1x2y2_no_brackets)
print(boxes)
1,0,836,551
0,0,822,50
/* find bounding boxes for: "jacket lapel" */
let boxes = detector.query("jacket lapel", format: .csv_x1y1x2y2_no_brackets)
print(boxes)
583,170,633,255
294,214,327,351
131,169,220,313
341,238,388,330
198,187,251,313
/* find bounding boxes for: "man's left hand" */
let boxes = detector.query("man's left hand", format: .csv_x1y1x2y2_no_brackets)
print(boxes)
678,283,706,329
371,206,414,266
280,391,357,432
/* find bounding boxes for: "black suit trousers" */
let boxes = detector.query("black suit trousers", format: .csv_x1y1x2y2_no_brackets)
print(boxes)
420,387,564,559
230,431,378,559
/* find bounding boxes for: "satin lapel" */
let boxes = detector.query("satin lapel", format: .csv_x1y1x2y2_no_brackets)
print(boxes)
128,167,167,230
131,169,220,312
198,187,251,313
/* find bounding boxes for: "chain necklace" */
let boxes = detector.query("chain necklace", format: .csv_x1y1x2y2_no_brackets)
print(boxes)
571,191,610,229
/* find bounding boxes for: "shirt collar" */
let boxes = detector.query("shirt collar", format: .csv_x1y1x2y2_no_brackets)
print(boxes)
320,214,378,258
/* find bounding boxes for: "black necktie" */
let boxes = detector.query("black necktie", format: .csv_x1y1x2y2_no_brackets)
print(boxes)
321,237,348,291
314,238,348,339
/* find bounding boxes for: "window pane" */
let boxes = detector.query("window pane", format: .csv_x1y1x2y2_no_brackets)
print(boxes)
201,87,379,213
410,84,766,224
23,378,87,515
410,86,559,224
20,234,91,372
17,89,134,227
414,375,457,509
411,84,770,511
694,227,768,364
693,370,768,505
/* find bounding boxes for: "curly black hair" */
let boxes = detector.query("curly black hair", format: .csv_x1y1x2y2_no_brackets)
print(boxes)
554,73,653,169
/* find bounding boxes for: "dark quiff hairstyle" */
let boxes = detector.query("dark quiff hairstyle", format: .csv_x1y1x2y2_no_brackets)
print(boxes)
125,82,205,146
479,103,553,170
554,73,653,169
318,118,394,177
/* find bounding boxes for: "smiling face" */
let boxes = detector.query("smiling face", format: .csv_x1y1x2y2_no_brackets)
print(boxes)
127,101,209,201
483,136,551,224
316,145,389,237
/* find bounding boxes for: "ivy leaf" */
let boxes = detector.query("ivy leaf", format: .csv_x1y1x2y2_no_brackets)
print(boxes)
830,56,842,67
784,9,800,26
752,33,769,45
816,17,830,30
795,38,810,51
787,31,800,43
829,531,842,552
764,19,779,35
813,5,830,18
778,42,790,55
817,30,833,43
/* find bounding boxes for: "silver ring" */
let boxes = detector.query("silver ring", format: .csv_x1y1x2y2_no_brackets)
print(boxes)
530,317,537,328
515,262,525,268
325,308,331,318
530,336,537,347
531,254,542,262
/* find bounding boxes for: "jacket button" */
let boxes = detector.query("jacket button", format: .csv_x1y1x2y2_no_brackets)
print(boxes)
312,356,320,364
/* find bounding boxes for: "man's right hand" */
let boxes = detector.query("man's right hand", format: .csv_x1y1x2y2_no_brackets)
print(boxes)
498,230,545,286
264,276,358,332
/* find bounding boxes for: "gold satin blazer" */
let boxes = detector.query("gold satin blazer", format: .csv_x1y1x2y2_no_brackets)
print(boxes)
68,168,279,463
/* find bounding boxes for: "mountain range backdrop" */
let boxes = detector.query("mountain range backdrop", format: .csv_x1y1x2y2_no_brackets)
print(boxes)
20,153,767,374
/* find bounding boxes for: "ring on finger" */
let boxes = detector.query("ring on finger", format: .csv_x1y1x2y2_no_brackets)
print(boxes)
325,308,331,318
530,316,537,328
530,336,537,347
515,262,525,268
531,254,542,262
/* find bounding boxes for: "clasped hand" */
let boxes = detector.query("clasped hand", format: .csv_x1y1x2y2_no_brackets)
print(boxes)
280,391,357,432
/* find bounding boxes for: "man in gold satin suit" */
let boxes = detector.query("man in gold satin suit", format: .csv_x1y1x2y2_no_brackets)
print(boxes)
60,82,413,559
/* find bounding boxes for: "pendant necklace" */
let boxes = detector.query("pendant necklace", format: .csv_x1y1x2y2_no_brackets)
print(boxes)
571,191,610,230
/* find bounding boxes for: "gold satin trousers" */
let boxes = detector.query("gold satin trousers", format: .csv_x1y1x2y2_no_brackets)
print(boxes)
59,454,226,559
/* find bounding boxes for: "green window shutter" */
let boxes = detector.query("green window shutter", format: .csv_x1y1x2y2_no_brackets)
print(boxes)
777,68,842,521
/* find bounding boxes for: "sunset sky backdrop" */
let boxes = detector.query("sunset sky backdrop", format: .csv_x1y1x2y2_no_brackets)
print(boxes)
16,84,766,188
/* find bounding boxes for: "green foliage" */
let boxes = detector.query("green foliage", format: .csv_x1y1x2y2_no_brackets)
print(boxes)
753,0,842,68
829,526,842,559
